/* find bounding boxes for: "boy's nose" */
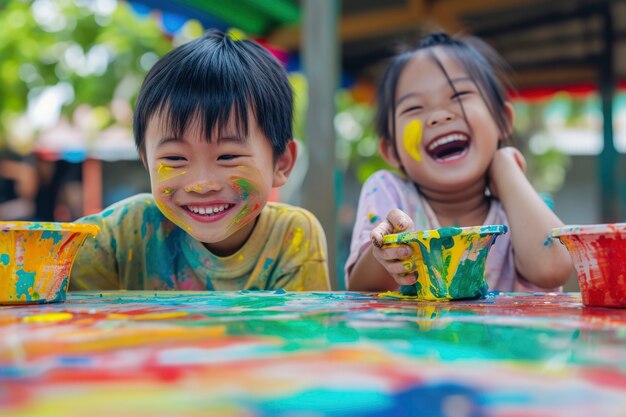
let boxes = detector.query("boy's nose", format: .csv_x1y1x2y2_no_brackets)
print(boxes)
184,181,221,193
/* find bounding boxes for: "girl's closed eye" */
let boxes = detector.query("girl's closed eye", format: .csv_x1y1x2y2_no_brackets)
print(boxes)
400,105,423,115
451,90,472,100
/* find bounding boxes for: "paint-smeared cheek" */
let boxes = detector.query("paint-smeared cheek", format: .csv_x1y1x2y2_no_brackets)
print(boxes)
155,162,187,183
228,166,266,229
403,119,423,162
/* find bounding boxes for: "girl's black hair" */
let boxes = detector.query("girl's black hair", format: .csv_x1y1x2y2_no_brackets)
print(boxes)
133,29,293,157
375,31,514,146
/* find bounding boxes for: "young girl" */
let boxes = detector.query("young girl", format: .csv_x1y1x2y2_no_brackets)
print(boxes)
345,32,573,292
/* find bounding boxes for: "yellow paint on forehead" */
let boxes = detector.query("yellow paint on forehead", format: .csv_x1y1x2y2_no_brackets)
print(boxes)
403,119,423,162
156,163,187,182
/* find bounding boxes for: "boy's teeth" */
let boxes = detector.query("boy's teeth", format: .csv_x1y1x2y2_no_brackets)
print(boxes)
427,134,468,152
188,204,229,214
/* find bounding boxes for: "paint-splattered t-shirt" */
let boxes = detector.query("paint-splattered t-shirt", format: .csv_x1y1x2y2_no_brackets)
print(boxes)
346,170,552,292
70,194,330,291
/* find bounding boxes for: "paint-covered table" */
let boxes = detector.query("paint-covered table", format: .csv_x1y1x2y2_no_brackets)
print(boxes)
1,291,626,417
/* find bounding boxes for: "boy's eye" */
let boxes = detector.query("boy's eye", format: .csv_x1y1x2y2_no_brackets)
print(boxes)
163,156,187,162
218,154,240,161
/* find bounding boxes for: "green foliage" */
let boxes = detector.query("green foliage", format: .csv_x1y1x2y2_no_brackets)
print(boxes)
0,0,172,149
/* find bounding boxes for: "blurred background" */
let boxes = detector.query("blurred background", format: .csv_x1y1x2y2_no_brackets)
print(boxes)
1,0,625,290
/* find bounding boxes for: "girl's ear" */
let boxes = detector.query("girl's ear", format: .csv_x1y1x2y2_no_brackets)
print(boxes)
272,140,297,187
503,102,515,138
379,138,402,169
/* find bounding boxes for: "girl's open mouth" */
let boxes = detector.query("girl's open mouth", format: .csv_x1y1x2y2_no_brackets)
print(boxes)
426,133,470,162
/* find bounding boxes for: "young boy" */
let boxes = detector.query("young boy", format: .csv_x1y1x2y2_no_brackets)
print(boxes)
70,30,330,292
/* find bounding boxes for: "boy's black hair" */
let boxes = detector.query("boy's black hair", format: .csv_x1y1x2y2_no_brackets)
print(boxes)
134,29,293,157
375,31,514,146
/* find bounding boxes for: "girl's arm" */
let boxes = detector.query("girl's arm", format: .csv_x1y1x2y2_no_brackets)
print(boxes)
489,147,573,288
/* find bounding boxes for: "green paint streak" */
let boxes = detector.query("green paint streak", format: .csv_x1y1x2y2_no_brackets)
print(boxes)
0,253,9,265
231,177,259,201
231,203,250,226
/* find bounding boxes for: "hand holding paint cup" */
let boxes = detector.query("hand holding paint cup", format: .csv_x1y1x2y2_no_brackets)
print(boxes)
370,209,420,286
382,225,507,301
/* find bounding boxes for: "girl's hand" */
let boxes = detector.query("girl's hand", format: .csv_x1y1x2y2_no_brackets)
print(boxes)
488,147,526,199
370,209,418,286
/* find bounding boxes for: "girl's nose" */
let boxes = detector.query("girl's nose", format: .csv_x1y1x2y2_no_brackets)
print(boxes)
184,181,221,193
426,110,454,127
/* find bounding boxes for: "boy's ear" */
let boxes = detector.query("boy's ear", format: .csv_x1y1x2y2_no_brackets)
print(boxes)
272,140,297,187
379,138,402,169
139,150,148,169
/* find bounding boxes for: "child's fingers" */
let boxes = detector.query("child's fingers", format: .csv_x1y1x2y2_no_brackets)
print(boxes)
377,245,412,261
386,209,414,233
384,257,419,276
370,221,395,247
393,272,419,287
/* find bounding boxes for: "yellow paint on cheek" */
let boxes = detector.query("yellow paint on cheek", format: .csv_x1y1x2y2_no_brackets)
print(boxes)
156,163,187,182
403,119,423,162
155,198,192,232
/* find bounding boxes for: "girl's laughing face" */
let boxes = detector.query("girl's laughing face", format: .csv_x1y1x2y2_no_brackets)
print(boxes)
385,47,513,193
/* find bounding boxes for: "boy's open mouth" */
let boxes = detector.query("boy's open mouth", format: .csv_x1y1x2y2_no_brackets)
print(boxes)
184,203,235,220
426,133,470,162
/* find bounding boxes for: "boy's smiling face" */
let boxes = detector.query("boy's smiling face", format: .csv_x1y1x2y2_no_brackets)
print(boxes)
142,111,294,256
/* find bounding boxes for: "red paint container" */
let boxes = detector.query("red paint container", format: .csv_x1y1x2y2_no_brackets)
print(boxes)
552,223,626,307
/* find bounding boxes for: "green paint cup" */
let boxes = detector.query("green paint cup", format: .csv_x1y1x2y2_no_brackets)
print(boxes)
382,225,507,301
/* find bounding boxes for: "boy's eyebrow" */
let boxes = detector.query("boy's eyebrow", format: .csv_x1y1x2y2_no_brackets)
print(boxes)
217,134,248,144
156,136,183,147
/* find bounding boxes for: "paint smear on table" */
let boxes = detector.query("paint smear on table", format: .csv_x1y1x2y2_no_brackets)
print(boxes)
0,291,626,416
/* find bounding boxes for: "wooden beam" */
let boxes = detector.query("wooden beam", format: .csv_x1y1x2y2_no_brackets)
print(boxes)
268,0,544,50
512,67,597,89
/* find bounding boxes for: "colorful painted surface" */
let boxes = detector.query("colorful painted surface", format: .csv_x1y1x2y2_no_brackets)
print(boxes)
0,222,98,304
1,291,626,416
552,223,626,307
382,225,507,300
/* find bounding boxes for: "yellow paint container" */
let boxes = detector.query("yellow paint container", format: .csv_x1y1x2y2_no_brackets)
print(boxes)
382,225,507,301
0,222,99,304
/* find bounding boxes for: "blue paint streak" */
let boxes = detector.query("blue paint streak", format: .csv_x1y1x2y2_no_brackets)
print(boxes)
41,230,63,244
15,270,36,300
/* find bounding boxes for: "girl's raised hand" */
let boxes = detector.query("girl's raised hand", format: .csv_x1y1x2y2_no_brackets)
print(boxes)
488,146,527,199
370,209,419,286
